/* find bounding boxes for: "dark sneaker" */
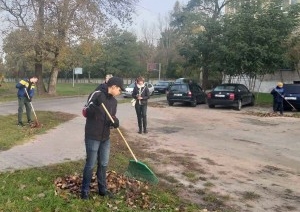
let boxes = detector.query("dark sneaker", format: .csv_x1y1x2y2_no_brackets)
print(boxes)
18,122,25,127
80,191,89,200
28,120,33,124
99,190,115,199
144,129,148,134
138,130,142,134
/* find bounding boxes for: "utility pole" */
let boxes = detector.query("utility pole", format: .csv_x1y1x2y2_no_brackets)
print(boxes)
158,63,161,81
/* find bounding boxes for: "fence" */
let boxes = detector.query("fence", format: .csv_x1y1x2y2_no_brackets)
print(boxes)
3,78,171,86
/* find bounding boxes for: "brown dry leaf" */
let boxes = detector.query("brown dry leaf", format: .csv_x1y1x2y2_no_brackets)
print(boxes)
23,196,32,201
54,170,156,210
19,184,26,190
37,193,45,198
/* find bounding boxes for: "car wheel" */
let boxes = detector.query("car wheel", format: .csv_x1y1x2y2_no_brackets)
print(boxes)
168,101,174,106
191,98,197,107
236,99,242,110
208,104,215,108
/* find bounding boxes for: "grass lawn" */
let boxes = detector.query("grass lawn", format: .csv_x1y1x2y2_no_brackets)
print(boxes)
0,112,201,212
0,111,77,151
254,92,273,107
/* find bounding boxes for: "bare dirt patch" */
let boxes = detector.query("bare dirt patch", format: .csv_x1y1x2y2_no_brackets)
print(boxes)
123,100,300,212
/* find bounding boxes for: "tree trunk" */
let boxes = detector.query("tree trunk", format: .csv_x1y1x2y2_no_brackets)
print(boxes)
48,67,59,95
35,0,46,95
35,60,46,95
202,66,209,90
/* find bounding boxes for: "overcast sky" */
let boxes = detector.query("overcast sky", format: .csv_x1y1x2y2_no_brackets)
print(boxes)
0,1,189,56
129,0,189,39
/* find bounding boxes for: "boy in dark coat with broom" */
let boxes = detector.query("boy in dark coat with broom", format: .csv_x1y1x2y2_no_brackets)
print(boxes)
81,77,125,199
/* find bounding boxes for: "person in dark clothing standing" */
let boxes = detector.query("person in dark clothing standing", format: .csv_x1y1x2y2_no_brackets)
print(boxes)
132,76,150,134
271,82,285,115
81,77,125,199
95,74,113,91
15,76,38,126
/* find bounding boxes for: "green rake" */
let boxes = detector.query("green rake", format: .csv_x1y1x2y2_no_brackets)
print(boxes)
101,103,159,185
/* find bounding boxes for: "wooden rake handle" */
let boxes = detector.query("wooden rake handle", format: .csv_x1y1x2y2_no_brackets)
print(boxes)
101,103,138,162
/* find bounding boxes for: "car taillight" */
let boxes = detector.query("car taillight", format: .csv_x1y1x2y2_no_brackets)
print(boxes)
207,93,211,99
229,93,235,100
188,91,192,97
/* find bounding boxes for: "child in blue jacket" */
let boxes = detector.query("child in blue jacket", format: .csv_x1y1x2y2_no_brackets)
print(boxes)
16,76,38,126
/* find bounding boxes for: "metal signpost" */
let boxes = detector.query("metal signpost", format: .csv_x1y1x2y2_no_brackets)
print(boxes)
147,63,161,81
73,67,82,87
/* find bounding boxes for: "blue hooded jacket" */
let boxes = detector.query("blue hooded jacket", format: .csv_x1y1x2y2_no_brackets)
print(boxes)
16,78,36,98
271,86,284,103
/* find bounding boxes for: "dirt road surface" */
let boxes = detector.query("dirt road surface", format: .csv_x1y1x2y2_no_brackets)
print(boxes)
124,100,300,212
1,96,299,211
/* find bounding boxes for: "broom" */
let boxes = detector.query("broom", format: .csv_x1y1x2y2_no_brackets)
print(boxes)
275,90,297,112
101,103,159,184
24,88,41,128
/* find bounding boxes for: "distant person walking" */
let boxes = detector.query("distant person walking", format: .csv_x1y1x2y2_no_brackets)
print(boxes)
95,74,113,91
271,82,285,115
16,76,38,126
132,76,150,134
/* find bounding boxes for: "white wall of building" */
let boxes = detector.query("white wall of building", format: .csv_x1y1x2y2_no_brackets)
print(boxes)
224,70,300,93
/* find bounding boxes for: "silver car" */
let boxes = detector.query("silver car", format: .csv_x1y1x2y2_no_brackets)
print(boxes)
123,82,154,98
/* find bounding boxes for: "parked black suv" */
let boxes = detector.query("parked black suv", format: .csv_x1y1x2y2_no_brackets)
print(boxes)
166,82,206,107
154,81,173,94
283,84,300,111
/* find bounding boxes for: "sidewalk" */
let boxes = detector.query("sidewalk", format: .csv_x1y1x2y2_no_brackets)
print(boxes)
0,117,86,172
0,96,165,172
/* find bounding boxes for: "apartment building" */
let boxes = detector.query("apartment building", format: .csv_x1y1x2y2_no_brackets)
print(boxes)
225,0,300,14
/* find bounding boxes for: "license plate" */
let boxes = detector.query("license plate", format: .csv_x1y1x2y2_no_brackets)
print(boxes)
215,94,225,97
174,94,182,96
285,97,296,100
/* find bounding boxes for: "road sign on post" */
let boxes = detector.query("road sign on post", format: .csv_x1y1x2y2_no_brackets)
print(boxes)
73,67,83,87
147,63,161,81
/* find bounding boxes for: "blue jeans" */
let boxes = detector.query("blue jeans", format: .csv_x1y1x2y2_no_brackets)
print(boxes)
81,138,110,194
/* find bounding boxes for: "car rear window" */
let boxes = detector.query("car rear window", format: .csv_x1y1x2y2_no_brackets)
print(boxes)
156,82,169,86
170,84,188,92
284,85,300,93
214,85,236,92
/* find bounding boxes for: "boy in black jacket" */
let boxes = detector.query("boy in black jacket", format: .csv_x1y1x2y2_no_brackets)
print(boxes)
81,77,125,199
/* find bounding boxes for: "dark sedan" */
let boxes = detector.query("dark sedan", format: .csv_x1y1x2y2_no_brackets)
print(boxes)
283,84,300,111
207,83,255,110
154,81,173,94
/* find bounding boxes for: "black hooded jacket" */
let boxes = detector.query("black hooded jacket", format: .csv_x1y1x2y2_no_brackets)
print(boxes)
85,87,117,141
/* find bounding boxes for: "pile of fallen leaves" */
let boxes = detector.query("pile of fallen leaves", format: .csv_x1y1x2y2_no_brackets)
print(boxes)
244,111,300,118
55,170,158,210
